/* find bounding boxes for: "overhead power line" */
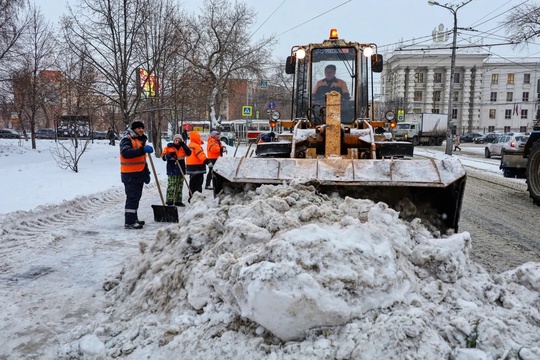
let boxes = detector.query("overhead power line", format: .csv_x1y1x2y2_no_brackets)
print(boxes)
276,0,352,37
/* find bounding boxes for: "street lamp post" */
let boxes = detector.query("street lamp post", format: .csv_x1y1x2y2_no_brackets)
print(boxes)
428,0,472,155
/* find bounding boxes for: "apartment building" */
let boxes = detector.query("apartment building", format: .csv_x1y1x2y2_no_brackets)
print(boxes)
482,58,540,133
381,25,540,134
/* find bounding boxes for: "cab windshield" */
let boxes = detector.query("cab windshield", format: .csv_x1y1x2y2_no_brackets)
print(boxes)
310,47,357,123
396,123,411,130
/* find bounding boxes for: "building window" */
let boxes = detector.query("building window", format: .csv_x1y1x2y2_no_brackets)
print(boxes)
453,73,460,84
523,92,529,102
452,109,457,119
506,92,513,102
505,109,512,119
415,72,424,83
453,91,459,102
490,92,497,102
504,126,511,132
432,109,440,113
507,73,515,85
521,109,528,119
434,73,442,83
433,91,441,101
414,91,422,101
488,126,495,132
524,74,531,84
491,74,498,84
489,109,496,119
520,126,527,132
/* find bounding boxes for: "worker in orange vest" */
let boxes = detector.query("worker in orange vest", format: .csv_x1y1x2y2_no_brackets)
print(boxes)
120,121,153,229
205,130,227,190
160,134,192,207
186,131,211,202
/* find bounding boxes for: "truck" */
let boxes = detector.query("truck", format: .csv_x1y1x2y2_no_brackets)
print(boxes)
500,126,540,204
391,113,448,146
212,29,466,233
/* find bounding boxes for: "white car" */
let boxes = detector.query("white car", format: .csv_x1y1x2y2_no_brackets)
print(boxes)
485,133,529,158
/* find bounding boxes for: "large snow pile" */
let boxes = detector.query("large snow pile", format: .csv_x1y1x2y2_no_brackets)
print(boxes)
61,185,540,359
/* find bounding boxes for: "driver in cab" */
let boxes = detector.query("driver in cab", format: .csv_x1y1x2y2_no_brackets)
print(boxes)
312,64,350,103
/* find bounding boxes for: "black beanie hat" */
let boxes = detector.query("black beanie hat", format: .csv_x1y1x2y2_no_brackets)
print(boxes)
131,121,144,130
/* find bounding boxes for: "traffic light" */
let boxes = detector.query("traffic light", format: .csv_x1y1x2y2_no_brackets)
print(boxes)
389,121,397,129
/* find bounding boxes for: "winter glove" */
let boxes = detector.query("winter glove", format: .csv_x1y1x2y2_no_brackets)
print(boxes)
144,169,151,184
143,145,153,154
208,162,214,169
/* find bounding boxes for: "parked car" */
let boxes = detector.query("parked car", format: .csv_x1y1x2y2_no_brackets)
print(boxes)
91,131,108,139
485,133,529,158
0,128,22,139
473,132,501,144
35,128,56,139
460,132,483,143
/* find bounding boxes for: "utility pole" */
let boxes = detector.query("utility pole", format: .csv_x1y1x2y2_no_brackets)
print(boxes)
428,0,472,155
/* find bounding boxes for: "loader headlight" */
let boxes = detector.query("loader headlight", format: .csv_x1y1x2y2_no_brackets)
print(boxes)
296,48,306,59
363,47,374,57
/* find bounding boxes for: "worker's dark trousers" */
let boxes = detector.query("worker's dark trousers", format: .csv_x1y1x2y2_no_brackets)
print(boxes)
124,181,144,224
189,173,204,199
205,159,217,187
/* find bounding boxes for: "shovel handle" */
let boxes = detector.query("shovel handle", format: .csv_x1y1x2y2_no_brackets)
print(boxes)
147,153,166,206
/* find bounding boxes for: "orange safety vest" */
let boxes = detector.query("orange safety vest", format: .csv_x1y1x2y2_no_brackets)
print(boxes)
120,137,146,173
207,137,222,160
161,145,187,160
186,143,206,165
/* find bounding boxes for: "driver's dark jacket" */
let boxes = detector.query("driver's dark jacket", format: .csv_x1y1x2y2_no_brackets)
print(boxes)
312,77,350,101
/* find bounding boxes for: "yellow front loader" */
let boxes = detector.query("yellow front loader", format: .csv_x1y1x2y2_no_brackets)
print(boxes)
213,29,466,233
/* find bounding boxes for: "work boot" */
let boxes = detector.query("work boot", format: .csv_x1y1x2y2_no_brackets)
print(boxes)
205,186,213,190
125,222,144,230
166,201,174,206
135,220,145,226
175,202,185,207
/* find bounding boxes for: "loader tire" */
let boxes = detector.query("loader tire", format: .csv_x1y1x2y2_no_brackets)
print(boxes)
526,140,540,205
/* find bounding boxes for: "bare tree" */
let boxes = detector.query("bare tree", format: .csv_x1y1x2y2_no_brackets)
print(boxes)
503,3,540,44
181,0,276,128
50,139,91,173
0,0,29,132
13,5,57,149
49,39,101,172
0,0,28,65
62,0,150,128
136,0,187,154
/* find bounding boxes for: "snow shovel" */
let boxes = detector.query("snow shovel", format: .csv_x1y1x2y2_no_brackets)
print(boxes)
175,159,193,198
147,153,178,223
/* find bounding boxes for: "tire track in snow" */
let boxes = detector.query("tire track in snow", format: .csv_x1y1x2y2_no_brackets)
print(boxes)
0,186,128,272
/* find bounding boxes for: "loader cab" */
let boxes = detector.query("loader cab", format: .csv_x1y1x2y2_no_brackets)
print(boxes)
286,29,383,126
310,49,357,124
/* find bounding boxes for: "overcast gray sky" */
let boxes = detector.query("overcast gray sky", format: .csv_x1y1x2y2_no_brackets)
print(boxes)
40,0,538,61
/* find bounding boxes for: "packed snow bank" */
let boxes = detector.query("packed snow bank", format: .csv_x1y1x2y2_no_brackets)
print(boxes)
62,185,540,359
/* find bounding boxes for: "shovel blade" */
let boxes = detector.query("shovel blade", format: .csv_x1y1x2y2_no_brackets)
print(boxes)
151,205,179,223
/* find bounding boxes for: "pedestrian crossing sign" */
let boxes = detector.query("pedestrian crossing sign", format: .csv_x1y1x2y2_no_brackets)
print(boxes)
242,106,252,117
